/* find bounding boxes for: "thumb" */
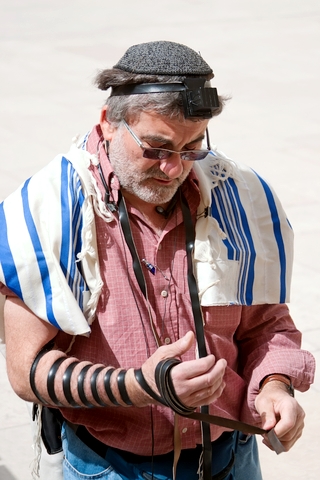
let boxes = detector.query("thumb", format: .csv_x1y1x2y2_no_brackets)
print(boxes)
163,331,195,359
257,401,277,432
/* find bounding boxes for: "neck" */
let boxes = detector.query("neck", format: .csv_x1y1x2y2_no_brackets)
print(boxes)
121,190,176,236
121,190,174,217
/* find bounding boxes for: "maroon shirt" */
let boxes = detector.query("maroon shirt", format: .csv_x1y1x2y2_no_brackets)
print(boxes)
51,127,313,455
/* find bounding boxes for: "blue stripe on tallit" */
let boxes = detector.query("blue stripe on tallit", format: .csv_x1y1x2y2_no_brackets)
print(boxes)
21,179,60,328
79,132,90,150
60,160,72,283
255,172,288,303
227,180,256,304
59,157,87,310
0,204,23,298
211,178,256,305
72,176,86,307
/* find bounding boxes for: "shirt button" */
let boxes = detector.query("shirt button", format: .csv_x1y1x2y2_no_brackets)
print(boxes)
164,337,171,345
158,243,162,250
161,290,168,298
182,428,188,434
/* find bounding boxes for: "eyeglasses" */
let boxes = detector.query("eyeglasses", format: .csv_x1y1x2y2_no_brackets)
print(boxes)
122,120,211,161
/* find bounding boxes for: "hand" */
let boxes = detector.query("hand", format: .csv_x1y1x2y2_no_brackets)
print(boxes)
139,331,227,408
255,380,305,452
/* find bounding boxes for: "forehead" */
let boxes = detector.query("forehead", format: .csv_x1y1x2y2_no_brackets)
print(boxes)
129,111,209,145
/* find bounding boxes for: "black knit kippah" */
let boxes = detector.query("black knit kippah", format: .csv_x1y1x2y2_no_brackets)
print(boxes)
113,41,213,76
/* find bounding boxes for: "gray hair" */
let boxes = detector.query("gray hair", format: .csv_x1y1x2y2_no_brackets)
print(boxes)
94,69,227,125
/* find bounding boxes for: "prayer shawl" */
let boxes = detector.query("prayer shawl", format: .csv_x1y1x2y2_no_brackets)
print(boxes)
0,140,293,339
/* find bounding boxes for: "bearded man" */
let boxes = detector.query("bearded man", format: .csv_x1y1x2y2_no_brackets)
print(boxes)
0,41,315,480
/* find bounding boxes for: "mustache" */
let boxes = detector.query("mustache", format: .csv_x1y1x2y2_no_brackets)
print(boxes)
143,166,171,180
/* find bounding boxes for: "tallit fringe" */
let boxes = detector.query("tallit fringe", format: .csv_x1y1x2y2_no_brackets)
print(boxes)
30,404,42,479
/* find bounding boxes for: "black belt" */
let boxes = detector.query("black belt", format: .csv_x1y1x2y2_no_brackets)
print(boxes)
76,425,109,459
76,425,234,465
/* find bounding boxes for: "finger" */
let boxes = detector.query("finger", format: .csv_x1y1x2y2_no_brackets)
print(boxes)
259,409,277,432
255,393,279,432
173,354,218,381
174,359,227,405
273,405,305,442
172,357,226,395
264,422,304,453
258,396,305,452
186,358,227,393
189,379,226,407
156,331,195,361
141,332,196,392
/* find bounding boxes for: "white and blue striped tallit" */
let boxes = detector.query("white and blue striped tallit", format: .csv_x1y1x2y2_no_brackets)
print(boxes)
0,141,109,336
193,150,293,306
0,143,293,339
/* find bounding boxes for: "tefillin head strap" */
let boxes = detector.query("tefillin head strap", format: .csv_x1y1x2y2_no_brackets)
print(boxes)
110,78,219,119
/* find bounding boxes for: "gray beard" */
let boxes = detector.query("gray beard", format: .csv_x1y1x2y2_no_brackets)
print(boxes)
116,169,183,204
109,140,192,204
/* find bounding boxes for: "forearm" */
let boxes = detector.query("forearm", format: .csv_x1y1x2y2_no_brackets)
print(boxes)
4,296,150,408
29,347,150,408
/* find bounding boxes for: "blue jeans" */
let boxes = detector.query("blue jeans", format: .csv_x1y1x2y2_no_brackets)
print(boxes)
61,423,262,480
235,433,262,480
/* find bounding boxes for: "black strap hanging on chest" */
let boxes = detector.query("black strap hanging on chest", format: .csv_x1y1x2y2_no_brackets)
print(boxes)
179,190,213,480
117,187,213,480
118,191,148,299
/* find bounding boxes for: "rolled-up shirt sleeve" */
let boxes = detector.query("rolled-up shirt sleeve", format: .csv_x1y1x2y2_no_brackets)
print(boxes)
235,303,315,423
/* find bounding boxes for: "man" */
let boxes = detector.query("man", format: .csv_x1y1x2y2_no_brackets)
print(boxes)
0,41,315,480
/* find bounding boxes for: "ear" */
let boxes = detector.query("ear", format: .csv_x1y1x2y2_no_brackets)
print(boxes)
100,106,117,141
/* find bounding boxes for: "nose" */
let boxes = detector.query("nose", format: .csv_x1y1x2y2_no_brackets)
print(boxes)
158,152,184,179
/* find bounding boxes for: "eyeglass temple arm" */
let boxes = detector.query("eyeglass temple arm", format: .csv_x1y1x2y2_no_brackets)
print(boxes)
122,120,143,147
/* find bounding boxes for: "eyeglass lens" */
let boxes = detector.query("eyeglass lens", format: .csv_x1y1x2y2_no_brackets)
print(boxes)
122,119,210,161
142,148,209,161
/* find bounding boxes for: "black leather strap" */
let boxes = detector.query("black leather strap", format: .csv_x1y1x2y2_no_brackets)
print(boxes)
118,194,147,299
155,359,195,415
29,341,54,404
154,356,266,436
111,83,185,97
134,368,166,406
117,370,133,406
185,412,266,436
103,368,120,406
90,366,107,407
47,357,66,406
180,191,208,359
180,191,213,480
62,361,79,407
77,364,93,407
138,358,267,436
